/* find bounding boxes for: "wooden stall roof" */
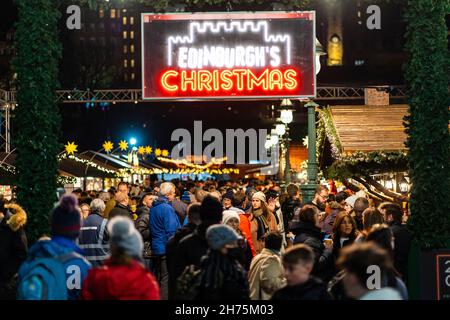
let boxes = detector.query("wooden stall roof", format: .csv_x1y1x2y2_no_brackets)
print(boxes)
329,105,408,153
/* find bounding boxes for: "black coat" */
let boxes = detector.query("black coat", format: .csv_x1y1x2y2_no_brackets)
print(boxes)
281,197,302,229
292,222,334,282
271,276,332,300
390,222,413,281
109,203,133,220
0,208,28,299
136,211,150,242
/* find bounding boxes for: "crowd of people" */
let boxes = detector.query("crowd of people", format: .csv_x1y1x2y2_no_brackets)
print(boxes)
0,177,413,300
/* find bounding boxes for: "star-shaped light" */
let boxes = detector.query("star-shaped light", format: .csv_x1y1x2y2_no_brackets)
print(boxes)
119,140,128,151
302,136,309,148
161,149,169,157
154,148,162,156
65,141,78,155
102,141,114,153
138,146,146,155
145,146,152,154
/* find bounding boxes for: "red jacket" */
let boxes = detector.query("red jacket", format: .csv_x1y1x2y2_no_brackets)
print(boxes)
81,259,160,300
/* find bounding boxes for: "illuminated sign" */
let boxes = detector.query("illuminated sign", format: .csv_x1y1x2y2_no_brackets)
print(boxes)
142,12,316,100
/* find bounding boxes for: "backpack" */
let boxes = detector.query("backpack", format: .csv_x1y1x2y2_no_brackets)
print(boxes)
175,264,204,300
17,252,82,300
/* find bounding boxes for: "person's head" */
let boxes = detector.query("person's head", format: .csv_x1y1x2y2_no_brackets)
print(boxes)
115,191,129,206
187,203,201,225
141,193,156,208
79,203,90,219
298,204,320,228
332,212,357,239
90,198,106,216
108,216,143,264
51,194,81,241
117,182,129,195
354,197,369,216
382,203,403,224
195,189,209,203
287,183,300,199
143,178,151,188
344,195,357,214
200,195,223,224
222,210,241,232
72,188,82,199
366,223,395,254
231,191,247,208
209,190,222,202
282,244,315,286
98,192,110,203
335,191,348,206
206,224,242,255
222,189,234,209
186,181,195,193
265,231,283,252
159,182,176,202
252,191,266,210
337,242,393,299
314,185,329,206
362,208,384,231
181,190,191,204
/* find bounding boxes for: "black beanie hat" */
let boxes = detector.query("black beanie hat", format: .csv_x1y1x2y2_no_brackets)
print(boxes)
200,195,223,223
51,194,81,240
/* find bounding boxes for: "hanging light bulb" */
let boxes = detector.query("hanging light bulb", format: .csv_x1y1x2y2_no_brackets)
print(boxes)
270,129,279,145
280,109,293,124
399,176,409,193
275,123,286,136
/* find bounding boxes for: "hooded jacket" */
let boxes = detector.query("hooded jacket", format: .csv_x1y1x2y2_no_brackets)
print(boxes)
81,259,160,300
0,204,28,293
149,196,180,255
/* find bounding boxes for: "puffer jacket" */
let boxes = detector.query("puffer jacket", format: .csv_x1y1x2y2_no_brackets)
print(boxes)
0,204,28,299
149,197,180,255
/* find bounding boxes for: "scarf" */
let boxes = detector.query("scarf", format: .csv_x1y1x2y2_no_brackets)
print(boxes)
252,208,270,240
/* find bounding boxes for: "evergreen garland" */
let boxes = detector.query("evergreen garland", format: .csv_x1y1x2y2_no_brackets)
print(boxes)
14,0,62,243
404,0,450,249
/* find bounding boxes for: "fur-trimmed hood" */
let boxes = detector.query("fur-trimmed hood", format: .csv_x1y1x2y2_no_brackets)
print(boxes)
2,203,27,231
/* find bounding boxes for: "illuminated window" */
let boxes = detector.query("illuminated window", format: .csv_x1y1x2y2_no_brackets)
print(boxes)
130,17,134,25
123,17,127,25
124,59,128,68
124,74,128,81
122,9,127,13
131,73,135,80
110,9,116,18
123,31,127,39
123,45,128,54
131,59,135,68
130,31,134,39
130,45,135,53
99,9,104,18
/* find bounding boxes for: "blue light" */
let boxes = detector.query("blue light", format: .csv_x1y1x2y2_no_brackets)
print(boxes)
129,137,137,146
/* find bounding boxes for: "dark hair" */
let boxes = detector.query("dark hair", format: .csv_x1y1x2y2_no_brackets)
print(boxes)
335,191,348,204
337,242,393,287
362,208,384,231
384,203,403,223
366,224,394,255
117,181,128,189
187,203,201,224
265,189,278,201
232,191,246,207
199,195,223,223
286,184,299,198
265,232,283,251
186,181,195,190
283,243,315,265
298,205,318,224
354,197,369,215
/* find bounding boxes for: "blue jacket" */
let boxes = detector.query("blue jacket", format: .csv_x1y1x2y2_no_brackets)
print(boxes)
78,211,110,266
25,237,91,300
149,196,180,255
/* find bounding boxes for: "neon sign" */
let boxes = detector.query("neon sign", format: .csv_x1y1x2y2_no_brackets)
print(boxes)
142,12,316,100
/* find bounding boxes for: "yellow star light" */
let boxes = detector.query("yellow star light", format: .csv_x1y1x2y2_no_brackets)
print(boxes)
119,140,128,151
161,149,169,157
138,146,146,155
102,141,114,153
145,146,152,154
154,148,162,156
65,141,78,155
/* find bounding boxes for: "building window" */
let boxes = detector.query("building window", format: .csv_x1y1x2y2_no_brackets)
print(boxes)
131,73,135,80
123,45,128,54
110,9,116,18
124,59,128,68
130,17,134,25
123,31,127,39
99,9,104,18
130,31,134,39
130,45,135,53
123,17,127,25
131,59,135,68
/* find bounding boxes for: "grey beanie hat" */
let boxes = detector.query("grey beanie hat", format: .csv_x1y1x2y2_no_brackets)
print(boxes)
206,224,242,250
107,216,143,260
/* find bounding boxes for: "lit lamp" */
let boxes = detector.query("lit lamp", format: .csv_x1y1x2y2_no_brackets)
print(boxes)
315,39,327,74
385,176,394,190
275,123,286,136
279,99,294,183
399,176,410,193
270,129,279,145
